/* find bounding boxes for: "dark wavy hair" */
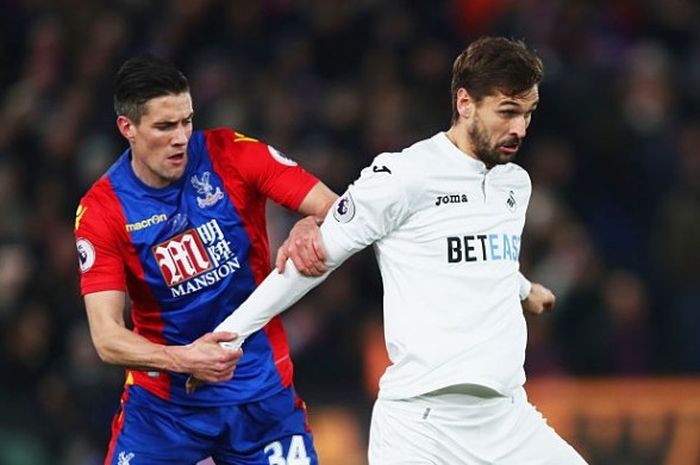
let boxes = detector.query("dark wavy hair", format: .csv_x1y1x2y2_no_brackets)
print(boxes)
451,37,544,123
113,55,189,123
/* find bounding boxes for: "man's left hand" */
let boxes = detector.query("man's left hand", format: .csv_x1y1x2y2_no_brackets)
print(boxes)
522,283,556,315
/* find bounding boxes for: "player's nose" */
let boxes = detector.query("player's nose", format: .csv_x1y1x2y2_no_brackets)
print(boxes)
510,116,528,139
173,124,189,146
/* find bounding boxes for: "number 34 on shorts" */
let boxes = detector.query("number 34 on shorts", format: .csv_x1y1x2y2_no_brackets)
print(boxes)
265,435,311,465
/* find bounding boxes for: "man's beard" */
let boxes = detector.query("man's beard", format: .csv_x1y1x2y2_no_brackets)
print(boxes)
468,117,521,168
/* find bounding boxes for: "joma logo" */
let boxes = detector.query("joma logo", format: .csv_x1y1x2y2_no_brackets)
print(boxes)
435,193,468,206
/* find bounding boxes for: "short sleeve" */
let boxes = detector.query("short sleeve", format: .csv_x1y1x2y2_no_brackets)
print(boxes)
204,129,320,210
74,186,127,295
251,143,319,210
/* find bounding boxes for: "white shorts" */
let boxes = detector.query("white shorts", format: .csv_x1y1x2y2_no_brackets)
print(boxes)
368,386,587,465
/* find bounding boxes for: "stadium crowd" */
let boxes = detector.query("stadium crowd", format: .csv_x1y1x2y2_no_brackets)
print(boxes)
0,1,699,464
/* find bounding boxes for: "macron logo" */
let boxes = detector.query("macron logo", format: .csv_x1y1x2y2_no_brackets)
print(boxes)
125,213,167,232
118,452,134,465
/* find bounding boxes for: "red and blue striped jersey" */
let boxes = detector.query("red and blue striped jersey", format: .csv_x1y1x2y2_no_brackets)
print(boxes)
74,128,318,406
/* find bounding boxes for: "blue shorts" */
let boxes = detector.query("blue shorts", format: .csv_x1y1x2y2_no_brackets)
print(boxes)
105,385,318,465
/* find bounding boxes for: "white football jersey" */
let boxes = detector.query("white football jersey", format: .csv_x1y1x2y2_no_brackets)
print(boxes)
216,132,533,400
321,132,532,399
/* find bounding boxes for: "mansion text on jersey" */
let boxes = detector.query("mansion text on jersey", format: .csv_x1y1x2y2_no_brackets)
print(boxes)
152,219,243,298
171,257,241,297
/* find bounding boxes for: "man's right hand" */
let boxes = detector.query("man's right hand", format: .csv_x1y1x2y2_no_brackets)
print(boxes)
166,331,242,384
275,216,327,276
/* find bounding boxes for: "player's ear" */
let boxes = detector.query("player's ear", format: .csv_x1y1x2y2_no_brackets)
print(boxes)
116,115,136,142
455,88,474,120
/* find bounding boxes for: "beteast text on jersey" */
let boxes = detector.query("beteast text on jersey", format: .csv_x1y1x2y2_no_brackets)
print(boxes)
446,233,521,263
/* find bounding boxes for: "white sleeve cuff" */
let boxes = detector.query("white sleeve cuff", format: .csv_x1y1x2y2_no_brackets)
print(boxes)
518,272,532,301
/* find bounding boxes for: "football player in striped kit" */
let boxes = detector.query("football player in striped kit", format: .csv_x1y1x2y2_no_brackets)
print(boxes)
75,55,336,464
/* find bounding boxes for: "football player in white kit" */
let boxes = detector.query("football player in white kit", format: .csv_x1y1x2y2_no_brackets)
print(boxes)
208,36,588,465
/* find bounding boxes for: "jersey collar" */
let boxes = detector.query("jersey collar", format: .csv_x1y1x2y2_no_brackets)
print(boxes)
434,132,490,174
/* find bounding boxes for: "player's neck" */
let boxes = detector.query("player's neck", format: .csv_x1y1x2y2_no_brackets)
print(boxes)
130,156,174,189
445,126,479,163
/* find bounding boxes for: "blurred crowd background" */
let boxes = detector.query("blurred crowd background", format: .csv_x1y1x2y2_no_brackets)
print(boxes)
1,0,699,464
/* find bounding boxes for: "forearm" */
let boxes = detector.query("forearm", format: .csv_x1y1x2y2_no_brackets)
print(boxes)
89,323,183,373
85,291,185,373
216,261,329,341
216,229,353,343
297,181,338,218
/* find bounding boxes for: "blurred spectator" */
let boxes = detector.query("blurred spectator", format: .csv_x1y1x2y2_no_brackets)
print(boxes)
654,118,700,371
0,244,33,317
601,270,654,374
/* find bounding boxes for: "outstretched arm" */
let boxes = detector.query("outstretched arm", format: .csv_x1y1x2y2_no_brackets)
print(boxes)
217,222,353,344
186,222,354,392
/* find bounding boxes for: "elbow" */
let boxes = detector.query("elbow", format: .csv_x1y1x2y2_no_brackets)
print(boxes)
93,345,113,364
91,337,118,365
